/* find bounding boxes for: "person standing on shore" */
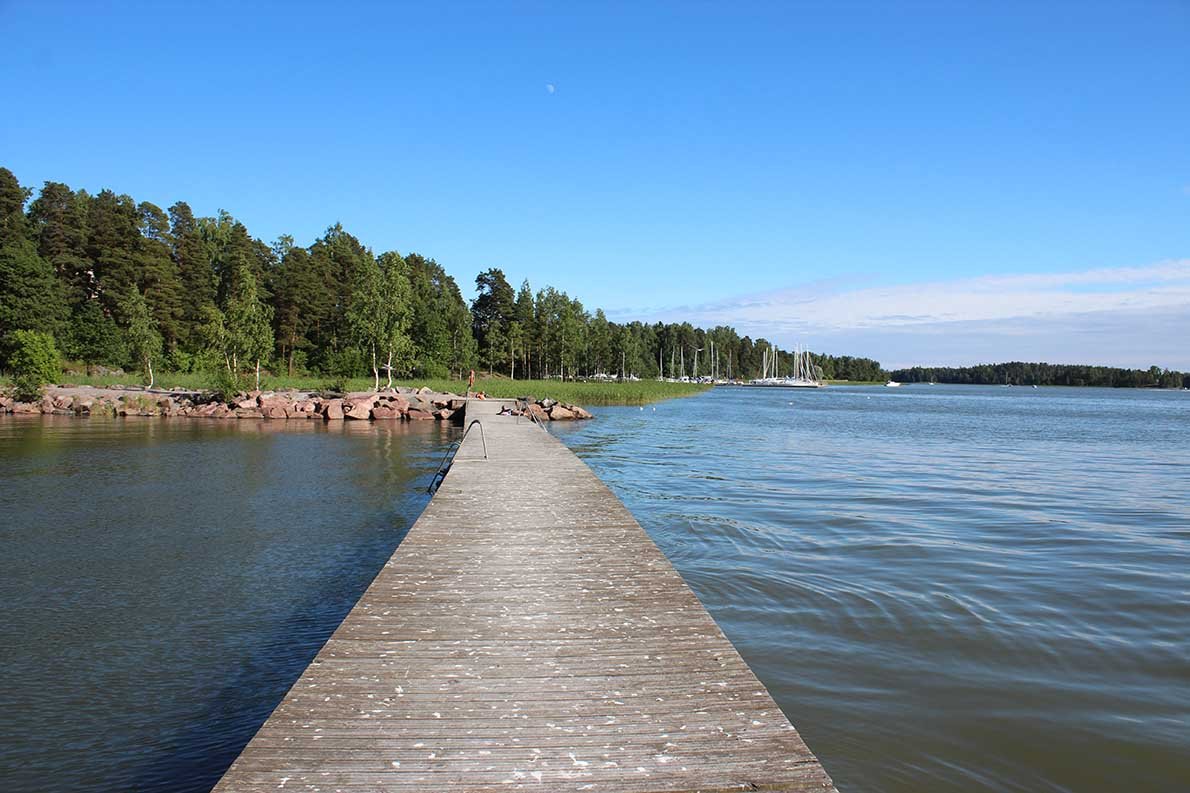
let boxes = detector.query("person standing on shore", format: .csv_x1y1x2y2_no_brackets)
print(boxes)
468,369,475,395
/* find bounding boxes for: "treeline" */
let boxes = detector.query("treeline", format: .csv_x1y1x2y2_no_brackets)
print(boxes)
0,166,883,386
890,362,1188,389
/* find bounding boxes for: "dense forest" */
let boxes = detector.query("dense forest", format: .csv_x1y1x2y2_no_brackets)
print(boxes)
0,167,885,387
890,362,1188,389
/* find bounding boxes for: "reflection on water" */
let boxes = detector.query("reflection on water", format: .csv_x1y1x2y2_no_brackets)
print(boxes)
0,417,453,793
549,385,1190,793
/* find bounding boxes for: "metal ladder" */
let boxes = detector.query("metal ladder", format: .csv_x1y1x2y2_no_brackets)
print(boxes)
426,419,487,494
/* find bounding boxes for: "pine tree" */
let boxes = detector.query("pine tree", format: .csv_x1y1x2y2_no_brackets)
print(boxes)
0,239,69,359
137,202,184,350
472,268,515,375
515,279,535,377
0,167,31,244
169,201,217,350
0,169,68,361
273,246,324,375
86,190,142,320
28,181,92,303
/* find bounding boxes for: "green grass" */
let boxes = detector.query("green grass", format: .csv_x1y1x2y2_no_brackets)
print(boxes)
25,369,711,406
431,378,711,405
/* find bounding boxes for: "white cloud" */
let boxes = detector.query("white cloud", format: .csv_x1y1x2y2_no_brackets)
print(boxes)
620,260,1190,370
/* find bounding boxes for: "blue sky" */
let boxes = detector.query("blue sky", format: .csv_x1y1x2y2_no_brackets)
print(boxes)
3,1,1188,368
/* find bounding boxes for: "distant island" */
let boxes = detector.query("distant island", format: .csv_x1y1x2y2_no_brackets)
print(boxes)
890,362,1187,389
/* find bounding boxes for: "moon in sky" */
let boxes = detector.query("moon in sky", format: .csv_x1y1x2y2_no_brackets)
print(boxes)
546,83,556,95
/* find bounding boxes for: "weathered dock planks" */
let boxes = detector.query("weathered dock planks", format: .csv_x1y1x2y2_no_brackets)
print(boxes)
213,398,835,792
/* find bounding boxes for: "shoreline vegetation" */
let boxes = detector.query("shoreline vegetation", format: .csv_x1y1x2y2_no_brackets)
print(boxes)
889,361,1188,389
2,166,1183,400
2,371,712,406
0,166,882,402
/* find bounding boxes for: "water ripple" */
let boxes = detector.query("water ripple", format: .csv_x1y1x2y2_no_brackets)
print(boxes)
551,385,1190,793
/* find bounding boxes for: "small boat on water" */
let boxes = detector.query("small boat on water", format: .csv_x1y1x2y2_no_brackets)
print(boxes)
884,380,901,388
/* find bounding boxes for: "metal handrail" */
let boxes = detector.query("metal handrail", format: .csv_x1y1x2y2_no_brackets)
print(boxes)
517,399,550,432
465,419,488,458
426,418,488,494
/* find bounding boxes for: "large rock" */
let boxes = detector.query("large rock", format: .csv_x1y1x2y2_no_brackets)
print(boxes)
548,405,574,421
406,408,435,420
572,405,594,420
12,402,39,414
343,394,376,420
259,395,292,419
292,399,318,415
321,399,344,420
235,407,263,419
526,403,548,422
370,404,401,420
0,395,13,411
449,398,467,411
379,394,410,412
433,408,454,421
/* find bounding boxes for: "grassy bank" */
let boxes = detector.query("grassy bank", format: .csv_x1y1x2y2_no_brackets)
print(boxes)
10,370,711,406
437,378,711,405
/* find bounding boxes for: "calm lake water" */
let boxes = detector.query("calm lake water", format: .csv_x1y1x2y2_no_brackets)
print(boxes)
2,385,1188,792
549,385,1190,793
0,417,453,793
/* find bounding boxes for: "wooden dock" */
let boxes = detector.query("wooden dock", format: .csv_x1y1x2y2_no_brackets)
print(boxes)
214,399,835,792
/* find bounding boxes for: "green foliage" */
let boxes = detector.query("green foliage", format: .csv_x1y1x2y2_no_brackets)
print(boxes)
169,201,218,346
0,167,33,243
0,238,68,353
2,164,905,392
205,364,251,399
472,268,515,375
120,285,163,387
222,262,274,388
65,299,126,370
7,329,60,400
28,181,91,302
326,347,366,379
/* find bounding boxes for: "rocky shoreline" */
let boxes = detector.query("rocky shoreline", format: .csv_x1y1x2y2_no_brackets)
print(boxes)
0,385,594,423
